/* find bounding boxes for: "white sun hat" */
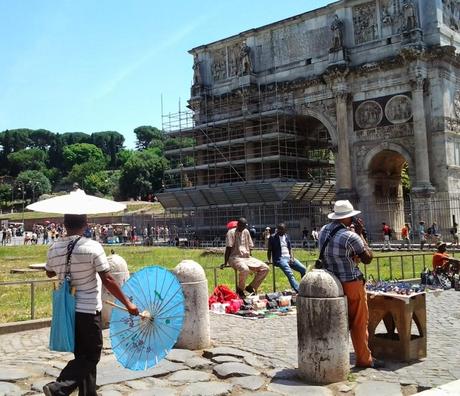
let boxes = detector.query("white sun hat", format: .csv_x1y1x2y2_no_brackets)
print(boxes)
327,200,361,220
26,189,126,215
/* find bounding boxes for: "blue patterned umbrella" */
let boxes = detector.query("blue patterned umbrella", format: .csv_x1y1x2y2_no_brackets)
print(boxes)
109,266,185,371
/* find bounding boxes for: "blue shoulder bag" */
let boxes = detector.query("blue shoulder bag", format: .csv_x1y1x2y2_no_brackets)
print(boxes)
49,237,81,352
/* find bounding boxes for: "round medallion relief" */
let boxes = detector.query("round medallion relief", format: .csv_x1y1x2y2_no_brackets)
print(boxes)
385,94,413,124
355,100,383,129
454,90,460,119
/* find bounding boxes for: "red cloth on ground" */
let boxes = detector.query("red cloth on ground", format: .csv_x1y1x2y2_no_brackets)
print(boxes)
208,284,238,308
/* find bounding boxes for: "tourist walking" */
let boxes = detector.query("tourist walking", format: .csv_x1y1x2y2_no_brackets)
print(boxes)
419,221,426,250
267,223,307,292
400,223,411,250
381,222,392,251
318,200,383,368
224,217,269,298
43,214,139,396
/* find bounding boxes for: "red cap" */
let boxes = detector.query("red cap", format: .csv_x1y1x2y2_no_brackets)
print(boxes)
226,220,238,229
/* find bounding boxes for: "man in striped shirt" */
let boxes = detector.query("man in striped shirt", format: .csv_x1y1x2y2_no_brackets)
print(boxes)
319,200,383,369
43,214,139,396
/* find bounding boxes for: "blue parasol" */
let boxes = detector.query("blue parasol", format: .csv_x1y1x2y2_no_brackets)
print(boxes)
109,266,185,371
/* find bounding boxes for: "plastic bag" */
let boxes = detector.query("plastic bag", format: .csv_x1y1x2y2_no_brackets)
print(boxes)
49,279,75,352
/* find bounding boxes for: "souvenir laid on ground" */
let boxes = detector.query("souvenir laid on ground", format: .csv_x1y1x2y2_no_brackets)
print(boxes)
109,266,185,371
208,285,296,319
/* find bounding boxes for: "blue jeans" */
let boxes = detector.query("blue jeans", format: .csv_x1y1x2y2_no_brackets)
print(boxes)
274,257,307,292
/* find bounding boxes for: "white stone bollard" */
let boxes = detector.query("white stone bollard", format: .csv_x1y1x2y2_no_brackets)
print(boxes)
297,269,349,384
173,259,210,350
101,254,130,329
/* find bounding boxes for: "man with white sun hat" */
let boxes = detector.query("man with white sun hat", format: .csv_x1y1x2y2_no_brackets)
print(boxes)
318,200,383,369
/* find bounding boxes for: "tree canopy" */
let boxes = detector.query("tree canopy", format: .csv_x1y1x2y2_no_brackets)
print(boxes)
0,125,177,205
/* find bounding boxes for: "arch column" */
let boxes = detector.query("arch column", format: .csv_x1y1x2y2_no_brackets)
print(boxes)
410,73,435,194
334,90,354,198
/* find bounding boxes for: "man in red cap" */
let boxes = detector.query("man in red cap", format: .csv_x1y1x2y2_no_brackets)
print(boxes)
224,217,269,298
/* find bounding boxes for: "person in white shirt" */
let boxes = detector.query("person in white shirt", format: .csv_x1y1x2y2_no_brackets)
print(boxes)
43,214,139,396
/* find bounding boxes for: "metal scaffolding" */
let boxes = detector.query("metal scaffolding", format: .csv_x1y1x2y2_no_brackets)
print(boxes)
159,84,336,240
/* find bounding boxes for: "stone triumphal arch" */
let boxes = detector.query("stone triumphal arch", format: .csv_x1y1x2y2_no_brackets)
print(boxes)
159,0,460,240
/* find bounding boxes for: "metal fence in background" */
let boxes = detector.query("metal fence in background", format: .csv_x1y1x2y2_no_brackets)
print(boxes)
1,251,445,323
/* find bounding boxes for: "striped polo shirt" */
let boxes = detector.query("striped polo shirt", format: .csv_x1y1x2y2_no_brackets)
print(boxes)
318,221,365,282
46,236,110,314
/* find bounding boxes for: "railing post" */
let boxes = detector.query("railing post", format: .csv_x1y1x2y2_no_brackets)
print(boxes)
377,257,381,280
30,282,35,320
411,255,416,278
272,264,276,292
389,256,393,280
213,268,217,289
400,256,404,280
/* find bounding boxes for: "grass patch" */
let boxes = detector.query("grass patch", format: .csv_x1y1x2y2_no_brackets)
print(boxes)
0,245,435,323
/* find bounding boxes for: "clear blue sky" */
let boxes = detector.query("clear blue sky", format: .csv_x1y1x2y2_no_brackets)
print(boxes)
0,0,332,148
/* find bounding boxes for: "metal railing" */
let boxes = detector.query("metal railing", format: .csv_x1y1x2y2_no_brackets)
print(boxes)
0,251,448,322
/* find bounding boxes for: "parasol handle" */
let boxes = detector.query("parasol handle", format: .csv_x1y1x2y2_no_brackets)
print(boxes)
104,300,151,319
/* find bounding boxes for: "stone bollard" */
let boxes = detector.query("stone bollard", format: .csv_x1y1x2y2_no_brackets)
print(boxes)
297,269,349,384
101,254,130,329
173,259,210,349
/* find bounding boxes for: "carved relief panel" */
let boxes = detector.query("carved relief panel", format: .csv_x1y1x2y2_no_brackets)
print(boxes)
353,2,378,44
443,0,460,32
380,0,404,36
454,90,460,119
354,93,413,132
211,48,227,82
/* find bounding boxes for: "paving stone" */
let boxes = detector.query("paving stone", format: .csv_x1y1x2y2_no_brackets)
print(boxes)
129,388,177,396
44,366,61,378
337,384,352,393
268,379,334,396
213,362,260,379
180,381,233,396
169,370,213,384
230,375,266,390
125,380,151,390
0,367,30,382
354,381,402,396
211,355,241,364
243,355,265,368
267,368,299,380
166,349,198,363
97,356,188,386
184,357,213,369
0,382,22,396
203,347,250,359
31,378,54,392
240,393,282,396
99,390,123,396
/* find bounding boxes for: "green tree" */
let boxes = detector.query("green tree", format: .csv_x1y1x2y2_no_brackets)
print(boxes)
48,133,65,169
0,183,12,209
83,171,111,196
116,149,135,167
0,129,33,173
119,148,168,200
7,148,48,176
16,170,52,201
29,129,55,150
90,131,125,168
134,126,164,151
61,132,91,145
63,143,107,171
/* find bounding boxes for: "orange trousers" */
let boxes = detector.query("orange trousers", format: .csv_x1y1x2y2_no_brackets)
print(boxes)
341,280,373,367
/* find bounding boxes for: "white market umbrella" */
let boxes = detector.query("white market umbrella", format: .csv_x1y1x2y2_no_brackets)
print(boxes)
26,189,126,215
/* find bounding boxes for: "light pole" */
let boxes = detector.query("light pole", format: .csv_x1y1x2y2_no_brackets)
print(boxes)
10,185,14,213
16,182,25,229
29,181,40,203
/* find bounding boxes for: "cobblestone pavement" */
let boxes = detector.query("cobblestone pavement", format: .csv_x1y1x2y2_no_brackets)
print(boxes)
1,290,459,395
